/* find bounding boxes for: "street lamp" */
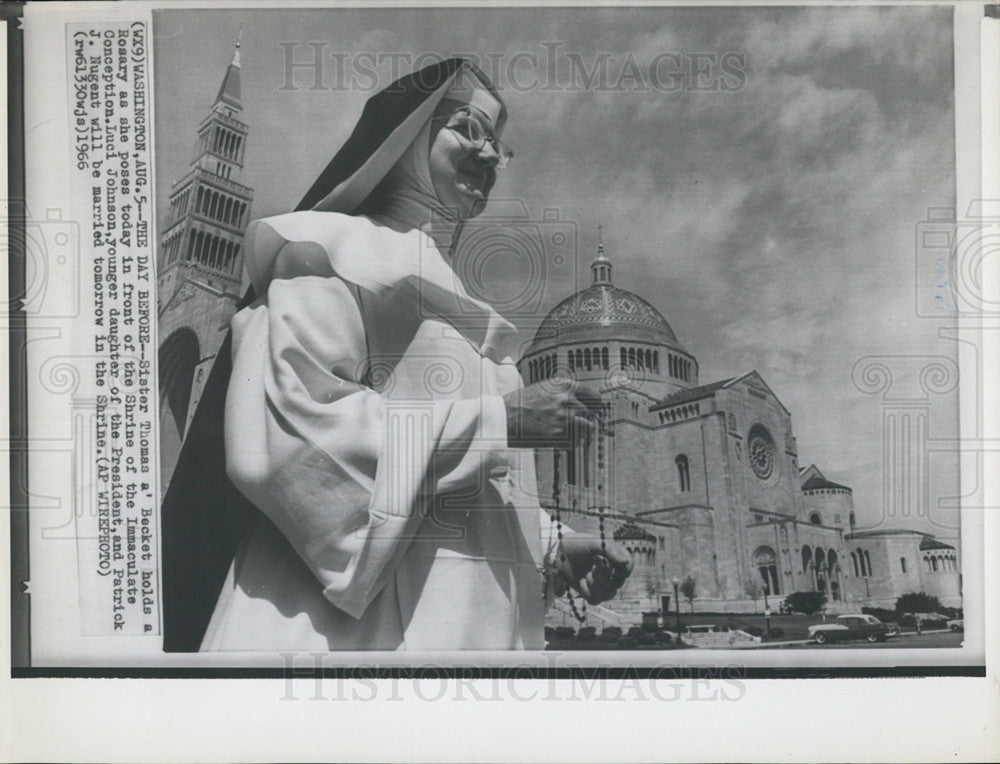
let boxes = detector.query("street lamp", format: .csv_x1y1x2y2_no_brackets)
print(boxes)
672,577,681,633
762,582,771,638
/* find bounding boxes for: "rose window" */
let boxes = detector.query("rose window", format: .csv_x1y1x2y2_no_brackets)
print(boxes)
747,425,776,480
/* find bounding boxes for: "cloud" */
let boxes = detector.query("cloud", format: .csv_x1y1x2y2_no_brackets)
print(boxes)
153,5,958,531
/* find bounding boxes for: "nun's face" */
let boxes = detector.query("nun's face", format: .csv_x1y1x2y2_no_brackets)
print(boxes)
428,106,500,219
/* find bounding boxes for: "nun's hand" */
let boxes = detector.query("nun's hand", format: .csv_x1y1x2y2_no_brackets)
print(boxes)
502,382,603,448
555,536,633,605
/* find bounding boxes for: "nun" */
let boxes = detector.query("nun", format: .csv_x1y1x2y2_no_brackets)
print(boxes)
168,58,632,652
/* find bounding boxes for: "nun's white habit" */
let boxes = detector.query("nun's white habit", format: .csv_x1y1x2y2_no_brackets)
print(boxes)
200,61,558,651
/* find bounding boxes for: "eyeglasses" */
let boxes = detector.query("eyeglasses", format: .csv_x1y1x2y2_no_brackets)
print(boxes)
436,107,514,169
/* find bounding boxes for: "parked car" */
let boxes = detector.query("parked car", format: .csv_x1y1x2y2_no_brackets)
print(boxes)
947,618,964,632
808,614,897,644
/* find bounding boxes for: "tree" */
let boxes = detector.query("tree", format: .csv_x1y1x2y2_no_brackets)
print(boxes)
744,576,764,611
643,572,661,610
895,592,943,616
784,590,827,615
680,576,697,613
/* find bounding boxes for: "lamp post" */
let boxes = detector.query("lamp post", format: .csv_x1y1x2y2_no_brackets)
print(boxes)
672,577,681,634
763,584,771,638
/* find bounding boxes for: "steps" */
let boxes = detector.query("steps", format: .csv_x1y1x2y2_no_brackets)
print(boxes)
549,598,625,629
680,629,761,647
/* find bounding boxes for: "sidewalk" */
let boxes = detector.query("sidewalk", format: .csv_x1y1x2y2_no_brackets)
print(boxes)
693,628,954,649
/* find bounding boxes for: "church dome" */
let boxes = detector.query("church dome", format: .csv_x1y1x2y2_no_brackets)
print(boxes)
527,246,684,353
519,233,698,394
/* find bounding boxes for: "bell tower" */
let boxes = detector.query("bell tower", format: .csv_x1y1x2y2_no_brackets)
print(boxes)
156,31,255,488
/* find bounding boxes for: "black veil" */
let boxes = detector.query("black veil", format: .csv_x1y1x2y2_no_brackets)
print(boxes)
160,57,486,651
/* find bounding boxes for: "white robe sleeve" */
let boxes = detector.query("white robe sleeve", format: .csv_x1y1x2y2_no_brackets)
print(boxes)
224,274,509,619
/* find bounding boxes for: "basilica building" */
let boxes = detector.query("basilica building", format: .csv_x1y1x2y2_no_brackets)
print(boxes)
520,244,961,619
155,42,960,626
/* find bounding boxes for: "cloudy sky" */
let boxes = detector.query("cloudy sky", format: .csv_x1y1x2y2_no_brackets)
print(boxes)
154,6,960,538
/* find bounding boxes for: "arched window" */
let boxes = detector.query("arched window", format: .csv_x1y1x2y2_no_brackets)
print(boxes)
863,550,872,577
900,557,907,573
584,348,592,371
801,545,812,576
809,512,822,525
931,556,938,572
628,348,636,368
601,347,609,370
675,455,690,492
620,348,627,369
851,551,860,577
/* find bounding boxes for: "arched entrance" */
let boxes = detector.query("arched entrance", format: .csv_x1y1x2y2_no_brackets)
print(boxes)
159,327,200,488
827,550,841,601
754,546,780,595
801,545,814,589
814,546,827,593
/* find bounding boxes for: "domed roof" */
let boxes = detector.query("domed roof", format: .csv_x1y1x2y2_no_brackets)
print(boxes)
527,247,683,353
802,476,852,492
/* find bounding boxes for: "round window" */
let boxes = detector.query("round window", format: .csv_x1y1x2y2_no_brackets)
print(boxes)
747,425,776,480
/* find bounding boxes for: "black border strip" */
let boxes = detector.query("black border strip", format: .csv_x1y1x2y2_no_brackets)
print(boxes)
4,0,29,670
11,665,987,679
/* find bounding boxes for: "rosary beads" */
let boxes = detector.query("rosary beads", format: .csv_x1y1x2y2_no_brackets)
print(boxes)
547,401,612,625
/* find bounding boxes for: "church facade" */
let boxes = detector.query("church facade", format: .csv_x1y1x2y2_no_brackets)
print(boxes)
155,43,960,624
519,246,962,620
